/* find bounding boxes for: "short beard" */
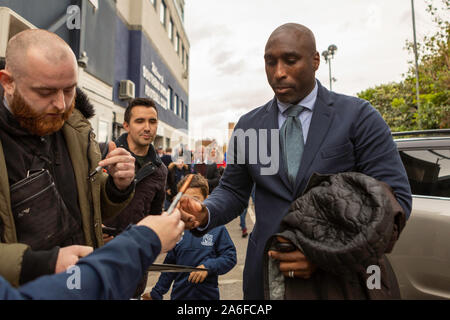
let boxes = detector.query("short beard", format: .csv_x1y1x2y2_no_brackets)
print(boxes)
10,90,75,136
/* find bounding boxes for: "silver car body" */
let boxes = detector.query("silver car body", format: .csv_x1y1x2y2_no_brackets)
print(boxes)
388,135,450,299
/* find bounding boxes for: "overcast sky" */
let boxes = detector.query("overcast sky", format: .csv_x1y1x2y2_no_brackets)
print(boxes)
184,0,444,145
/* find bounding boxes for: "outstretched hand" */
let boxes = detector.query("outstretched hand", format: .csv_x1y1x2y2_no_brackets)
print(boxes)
178,195,209,230
137,209,185,253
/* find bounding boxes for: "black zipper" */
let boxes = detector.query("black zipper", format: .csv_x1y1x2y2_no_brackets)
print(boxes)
86,129,98,248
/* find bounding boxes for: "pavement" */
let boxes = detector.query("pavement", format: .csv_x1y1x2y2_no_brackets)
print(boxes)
144,199,255,300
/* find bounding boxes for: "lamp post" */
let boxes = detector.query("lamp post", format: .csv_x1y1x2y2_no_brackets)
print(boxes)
322,44,338,91
411,0,420,109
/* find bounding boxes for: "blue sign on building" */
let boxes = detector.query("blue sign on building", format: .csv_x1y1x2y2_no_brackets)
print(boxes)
114,16,188,131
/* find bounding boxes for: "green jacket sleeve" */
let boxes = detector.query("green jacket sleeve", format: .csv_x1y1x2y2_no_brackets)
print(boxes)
0,243,28,287
99,172,135,220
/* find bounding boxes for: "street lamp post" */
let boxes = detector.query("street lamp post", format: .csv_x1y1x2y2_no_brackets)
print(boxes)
322,44,338,91
411,0,420,109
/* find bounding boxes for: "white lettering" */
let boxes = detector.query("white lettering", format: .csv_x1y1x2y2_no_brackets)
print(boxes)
142,65,168,109
66,5,81,30
178,304,211,317
66,265,81,290
367,265,381,289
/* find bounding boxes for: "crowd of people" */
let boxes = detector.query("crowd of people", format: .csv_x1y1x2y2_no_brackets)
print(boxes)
0,22,412,301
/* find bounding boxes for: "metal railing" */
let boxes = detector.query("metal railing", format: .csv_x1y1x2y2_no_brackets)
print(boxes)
392,129,450,137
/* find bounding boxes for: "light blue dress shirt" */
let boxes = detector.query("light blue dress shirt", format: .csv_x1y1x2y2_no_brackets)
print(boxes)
276,79,318,144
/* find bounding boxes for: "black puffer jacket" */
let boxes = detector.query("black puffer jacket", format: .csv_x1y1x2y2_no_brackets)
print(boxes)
264,172,406,300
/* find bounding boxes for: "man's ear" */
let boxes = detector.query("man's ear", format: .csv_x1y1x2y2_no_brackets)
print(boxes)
0,69,15,95
123,121,129,132
313,51,320,71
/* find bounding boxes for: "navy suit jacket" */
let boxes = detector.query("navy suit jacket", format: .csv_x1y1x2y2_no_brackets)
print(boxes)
201,81,412,300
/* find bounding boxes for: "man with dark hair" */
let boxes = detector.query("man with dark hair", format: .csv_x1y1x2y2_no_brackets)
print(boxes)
0,29,136,287
124,97,158,123
180,23,412,299
103,97,167,297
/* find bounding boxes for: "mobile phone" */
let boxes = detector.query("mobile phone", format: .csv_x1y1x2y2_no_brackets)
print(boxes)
102,226,120,237
273,241,296,253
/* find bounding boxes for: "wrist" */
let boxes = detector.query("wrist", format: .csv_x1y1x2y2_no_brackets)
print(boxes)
199,204,209,227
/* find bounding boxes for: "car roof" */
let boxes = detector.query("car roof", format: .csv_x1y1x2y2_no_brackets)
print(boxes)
394,136,450,149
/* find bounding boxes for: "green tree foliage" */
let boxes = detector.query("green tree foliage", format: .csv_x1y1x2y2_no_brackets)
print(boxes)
358,0,449,131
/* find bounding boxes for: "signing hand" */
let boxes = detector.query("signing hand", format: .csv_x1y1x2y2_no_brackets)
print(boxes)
137,209,185,253
178,195,208,230
55,245,93,274
267,236,316,279
188,264,208,284
98,141,135,191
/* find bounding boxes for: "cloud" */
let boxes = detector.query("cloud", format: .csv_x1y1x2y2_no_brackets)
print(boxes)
188,24,232,45
185,0,440,145
216,59,246,76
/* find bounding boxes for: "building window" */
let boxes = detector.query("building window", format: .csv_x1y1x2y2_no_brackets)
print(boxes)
185,54,189,72
168,18,173,41
175,33,180,53
98,119,109,143
180,100,184,119
181,44,185,64
160,1,166,26
175,94,179,115
185,105,188,122
168,86,173,111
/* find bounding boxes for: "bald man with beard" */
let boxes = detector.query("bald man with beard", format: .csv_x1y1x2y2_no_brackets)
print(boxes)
0,30,136,287
179,23,412,299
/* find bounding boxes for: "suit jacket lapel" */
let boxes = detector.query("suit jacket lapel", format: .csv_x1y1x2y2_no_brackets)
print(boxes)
264,98,293,192
294,83,335,196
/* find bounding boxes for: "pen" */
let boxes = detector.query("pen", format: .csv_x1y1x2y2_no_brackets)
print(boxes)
167,174,194,215
87,166,103,180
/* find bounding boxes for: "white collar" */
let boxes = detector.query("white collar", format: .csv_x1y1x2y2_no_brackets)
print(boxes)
277,79,318,114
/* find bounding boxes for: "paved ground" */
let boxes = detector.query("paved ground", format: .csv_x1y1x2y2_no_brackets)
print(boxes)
144,199,255,300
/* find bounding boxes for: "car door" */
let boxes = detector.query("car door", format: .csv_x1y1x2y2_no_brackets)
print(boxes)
388,144,450,299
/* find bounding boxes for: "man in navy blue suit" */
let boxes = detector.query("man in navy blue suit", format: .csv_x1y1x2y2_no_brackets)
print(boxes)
180,23,412,300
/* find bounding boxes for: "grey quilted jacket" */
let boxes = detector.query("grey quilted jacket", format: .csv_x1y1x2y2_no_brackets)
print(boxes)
263,172,407,300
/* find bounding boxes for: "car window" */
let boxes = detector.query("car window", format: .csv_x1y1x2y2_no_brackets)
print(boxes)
399,149,450,198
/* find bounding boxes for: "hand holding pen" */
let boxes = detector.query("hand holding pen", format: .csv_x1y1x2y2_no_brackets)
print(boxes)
88,141,135,191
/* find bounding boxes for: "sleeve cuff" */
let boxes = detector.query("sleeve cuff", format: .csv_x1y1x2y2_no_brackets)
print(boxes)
19,247,60,285
196,206,211,232
105,175,136,203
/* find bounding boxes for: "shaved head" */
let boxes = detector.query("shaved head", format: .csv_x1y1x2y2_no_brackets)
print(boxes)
5,29,77,79
266,23,317,55
264,23,320,104
0,29,78,136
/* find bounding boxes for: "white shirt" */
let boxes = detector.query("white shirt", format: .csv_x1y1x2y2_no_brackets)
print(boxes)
276,80,318,144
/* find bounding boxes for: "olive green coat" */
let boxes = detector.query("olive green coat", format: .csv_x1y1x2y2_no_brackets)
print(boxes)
0,109,133,287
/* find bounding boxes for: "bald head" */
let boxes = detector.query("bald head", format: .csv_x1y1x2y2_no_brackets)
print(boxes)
266,23,317,55
264,23,320,104
5,29,77,78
